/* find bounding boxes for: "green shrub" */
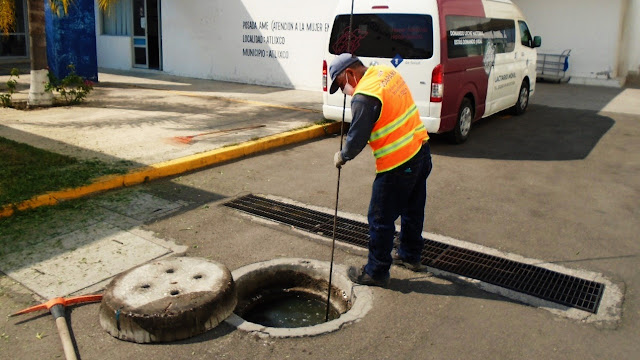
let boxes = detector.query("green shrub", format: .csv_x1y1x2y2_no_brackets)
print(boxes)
0,68,19,108
46,64,94,105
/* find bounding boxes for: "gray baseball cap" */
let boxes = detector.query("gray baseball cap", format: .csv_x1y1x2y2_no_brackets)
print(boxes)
329,53,360,94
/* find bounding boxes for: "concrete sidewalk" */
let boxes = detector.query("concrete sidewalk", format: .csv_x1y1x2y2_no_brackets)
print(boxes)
1,68,331,165
0,69,341,216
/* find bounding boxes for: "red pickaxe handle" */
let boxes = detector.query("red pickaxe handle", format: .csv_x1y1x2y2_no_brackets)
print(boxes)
10,294,103,317
11,294,103,360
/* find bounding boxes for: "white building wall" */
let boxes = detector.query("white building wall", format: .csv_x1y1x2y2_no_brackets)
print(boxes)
625,0,640,75
161,0,339,91
95,36,133,70
513,0,625,85
95,0,636,88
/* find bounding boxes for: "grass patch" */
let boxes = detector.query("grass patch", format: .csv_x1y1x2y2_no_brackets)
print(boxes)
0,197,99,257
0,137,133,205
0,188,140,258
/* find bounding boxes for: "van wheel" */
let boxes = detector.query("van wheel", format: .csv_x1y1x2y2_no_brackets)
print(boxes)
449,98,473,144
513,81,529,115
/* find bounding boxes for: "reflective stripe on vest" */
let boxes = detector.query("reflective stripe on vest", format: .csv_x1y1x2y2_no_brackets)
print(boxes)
354,65,429,173
373,121,427,158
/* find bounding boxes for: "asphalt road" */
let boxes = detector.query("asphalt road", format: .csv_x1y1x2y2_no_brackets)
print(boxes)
1,83,639,359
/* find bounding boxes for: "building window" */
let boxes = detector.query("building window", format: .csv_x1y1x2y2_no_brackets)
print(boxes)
101,0,133,36
0,0,28,57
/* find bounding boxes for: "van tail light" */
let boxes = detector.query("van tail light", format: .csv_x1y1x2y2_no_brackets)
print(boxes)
430,64,443,102
323,60,328,92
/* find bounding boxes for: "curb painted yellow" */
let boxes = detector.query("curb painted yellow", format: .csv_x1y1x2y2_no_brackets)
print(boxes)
0,122,341,219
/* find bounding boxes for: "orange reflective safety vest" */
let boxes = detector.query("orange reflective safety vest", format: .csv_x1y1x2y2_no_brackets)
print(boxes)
354,65,429,173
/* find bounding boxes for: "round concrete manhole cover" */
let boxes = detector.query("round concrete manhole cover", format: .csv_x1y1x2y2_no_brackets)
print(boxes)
99,257,236,343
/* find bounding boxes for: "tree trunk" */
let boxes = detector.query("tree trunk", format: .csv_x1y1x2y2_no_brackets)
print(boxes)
26,0,52,105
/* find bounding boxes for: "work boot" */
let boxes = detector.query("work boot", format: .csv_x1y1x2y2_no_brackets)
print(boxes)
392,250,427,272
347,266,390,287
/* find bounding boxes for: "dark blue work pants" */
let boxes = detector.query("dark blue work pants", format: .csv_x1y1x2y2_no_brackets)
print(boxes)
364,143,432,280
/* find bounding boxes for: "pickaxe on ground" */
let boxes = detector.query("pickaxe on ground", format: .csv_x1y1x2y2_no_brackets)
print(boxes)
10,295,103,360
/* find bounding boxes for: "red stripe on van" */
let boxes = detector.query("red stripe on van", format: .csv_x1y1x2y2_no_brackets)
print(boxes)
436,0,488,133
436,0,485,17
437,0,486,61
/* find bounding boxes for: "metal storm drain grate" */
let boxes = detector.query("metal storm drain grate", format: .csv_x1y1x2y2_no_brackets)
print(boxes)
224,194,605,314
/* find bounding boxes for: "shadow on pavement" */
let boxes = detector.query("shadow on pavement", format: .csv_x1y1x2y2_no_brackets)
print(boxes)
7,96,280,132
170,322,236,345
531,82,626,112
97,69,295,96
429,105,615,161
388,275,523,306
91,76,325,114
388,273,575,312
0,125,142,165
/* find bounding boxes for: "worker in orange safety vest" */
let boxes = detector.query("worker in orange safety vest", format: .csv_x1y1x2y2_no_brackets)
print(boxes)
329,53,433,287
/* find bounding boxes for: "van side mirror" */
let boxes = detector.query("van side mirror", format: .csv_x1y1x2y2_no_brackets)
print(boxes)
533,36,542,48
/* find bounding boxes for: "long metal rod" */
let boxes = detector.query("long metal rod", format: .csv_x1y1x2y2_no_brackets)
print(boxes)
326,0,356,322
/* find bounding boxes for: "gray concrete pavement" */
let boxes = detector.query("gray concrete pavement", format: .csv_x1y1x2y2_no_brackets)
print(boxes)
0,69,326,167
531,80,640,115
1,72,639,359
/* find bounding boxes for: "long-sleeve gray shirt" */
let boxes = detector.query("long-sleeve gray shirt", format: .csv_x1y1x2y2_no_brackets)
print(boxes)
340,93,382,162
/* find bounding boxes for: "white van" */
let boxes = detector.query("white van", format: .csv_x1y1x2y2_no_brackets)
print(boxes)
322,0,541,143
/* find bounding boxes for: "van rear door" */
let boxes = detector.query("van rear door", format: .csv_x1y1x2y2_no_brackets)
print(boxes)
326,13,435,119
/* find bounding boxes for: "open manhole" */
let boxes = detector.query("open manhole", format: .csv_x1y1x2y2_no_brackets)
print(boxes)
225,258,372,337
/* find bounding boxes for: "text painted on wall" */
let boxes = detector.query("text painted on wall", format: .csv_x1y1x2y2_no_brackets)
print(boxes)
242,20,330,59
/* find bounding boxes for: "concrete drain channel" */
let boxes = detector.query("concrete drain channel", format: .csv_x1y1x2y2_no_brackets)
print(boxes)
224,194,617,318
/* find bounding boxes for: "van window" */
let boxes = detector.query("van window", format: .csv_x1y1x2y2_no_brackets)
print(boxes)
486,19,515,53
518,21,533,47
329,14,433,59
445,16,485,58
446,16,515,58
